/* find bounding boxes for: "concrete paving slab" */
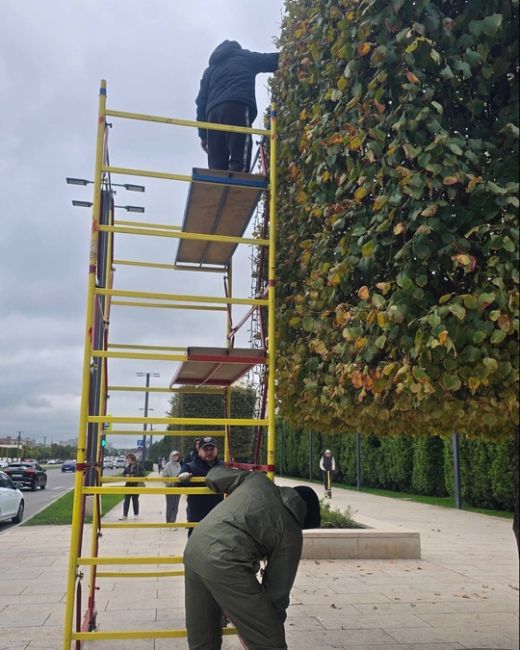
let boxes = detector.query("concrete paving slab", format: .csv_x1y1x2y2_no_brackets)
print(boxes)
0,475,517,649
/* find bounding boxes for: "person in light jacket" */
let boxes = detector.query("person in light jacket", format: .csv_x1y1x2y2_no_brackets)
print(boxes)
184,465,320,649
162,450,182,523
319,449,336,498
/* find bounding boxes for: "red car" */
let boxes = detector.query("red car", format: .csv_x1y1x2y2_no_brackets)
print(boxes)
4,462,47,491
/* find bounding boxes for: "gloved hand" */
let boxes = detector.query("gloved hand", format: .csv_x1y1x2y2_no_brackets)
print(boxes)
178,472,192,482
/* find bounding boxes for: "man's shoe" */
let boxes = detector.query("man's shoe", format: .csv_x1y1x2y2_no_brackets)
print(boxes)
119,515,128,520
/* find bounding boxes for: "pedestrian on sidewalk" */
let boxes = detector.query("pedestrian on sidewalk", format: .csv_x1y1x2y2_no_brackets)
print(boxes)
184,437,202,464
119,453,145,520
319,449,336,498
162,450,182,523
195,40,279,172
178,437,224,536
184,465,321,650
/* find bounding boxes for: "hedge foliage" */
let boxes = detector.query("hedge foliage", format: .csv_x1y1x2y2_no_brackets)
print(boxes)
272,0,519,438
276,419,514,510
151,387,256,462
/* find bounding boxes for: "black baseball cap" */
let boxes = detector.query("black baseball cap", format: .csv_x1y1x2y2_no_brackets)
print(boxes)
200,436,218,448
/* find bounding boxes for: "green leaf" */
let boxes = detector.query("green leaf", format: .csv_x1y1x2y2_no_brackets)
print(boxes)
441,373,462,391
449,304,466,321
490,329,507,344
481,13,503,37
396,273,414,290
483,357,498,372
302,317,314,332
375,334,387,349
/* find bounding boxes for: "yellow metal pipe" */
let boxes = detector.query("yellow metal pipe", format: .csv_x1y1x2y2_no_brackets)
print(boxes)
78,556,184,565
97,570,185,578
267,104,278,481
92,350,187,362
102,522,197,528
111,300,229,311
101,476,205,481
113,258,227,273
84,487,214,495
105,107,270,135
72,628,238,641
88,416,268,426
63,78,108,650
225,264,232,463
108,344,187,351
96,287,268,307
99,224,269,247
114,219,182,231
108,386,176,392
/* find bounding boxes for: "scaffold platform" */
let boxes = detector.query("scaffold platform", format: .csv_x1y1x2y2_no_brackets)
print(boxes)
170,347,266,386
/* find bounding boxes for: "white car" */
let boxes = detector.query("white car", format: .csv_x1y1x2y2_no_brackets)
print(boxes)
0,471,24,523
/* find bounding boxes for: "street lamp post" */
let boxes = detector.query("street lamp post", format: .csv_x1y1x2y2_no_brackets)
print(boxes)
136,372,160,462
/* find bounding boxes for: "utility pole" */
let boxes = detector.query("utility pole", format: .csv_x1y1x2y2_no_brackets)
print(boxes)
17,431,22,461
136,372,160,462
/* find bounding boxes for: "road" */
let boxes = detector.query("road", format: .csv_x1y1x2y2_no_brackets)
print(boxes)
0,466,119,534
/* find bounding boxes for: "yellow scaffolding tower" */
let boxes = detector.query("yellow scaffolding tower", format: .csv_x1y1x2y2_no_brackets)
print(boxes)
63,79,277,647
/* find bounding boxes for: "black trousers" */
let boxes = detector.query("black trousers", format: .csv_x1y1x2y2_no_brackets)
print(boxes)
123,494,139,516
207,101,252,172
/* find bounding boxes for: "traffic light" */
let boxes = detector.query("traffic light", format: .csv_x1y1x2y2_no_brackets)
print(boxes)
100,434,107,449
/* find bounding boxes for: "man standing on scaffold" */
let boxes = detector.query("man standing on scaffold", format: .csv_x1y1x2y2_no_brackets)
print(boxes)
319,449,336,499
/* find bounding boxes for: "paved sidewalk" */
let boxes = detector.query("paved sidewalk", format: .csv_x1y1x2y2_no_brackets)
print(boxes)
0,477,518,649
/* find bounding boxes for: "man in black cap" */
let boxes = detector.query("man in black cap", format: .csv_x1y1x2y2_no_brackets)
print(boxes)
184,465,321,649
178,436,224,535
195,40,279,172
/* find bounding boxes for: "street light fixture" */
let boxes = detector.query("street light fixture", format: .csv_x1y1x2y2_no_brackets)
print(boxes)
71,201,145,213
66,178,145,192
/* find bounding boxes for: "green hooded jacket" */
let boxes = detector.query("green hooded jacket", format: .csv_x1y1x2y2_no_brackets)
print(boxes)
183,466,306,618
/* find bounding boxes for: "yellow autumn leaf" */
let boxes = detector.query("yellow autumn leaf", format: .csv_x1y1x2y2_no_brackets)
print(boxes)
377,312,386,328
299,108,307,121
373,195,387,211
376,282,392,295
288,162,299,180
296,190,308,204
354,186,368,201
393,222,405,235
357,42,371,56
329,272,341,286
321,170,331,182
355,337,368,350
358,285,370,300
443,176,458,185
349,135,362,150
467,175,483,193
438,330,449,344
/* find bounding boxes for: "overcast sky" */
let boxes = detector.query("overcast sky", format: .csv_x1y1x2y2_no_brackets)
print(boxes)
0,0,285,449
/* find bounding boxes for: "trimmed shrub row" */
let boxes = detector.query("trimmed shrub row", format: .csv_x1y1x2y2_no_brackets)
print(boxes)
276,420,514,511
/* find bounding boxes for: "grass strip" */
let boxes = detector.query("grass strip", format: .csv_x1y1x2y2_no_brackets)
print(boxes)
22,490,124,526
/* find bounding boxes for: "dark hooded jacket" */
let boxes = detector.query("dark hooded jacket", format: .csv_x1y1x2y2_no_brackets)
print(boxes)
183,466,305,619
180,455,224,522
195,40,279,139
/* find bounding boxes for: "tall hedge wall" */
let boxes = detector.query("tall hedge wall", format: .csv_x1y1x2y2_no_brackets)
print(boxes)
272,0,519,438
276,419,515,510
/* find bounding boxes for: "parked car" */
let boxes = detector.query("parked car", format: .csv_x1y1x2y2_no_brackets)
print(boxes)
103,459,114,470
0,471,24,523
0,460,9,469
47,459,62,465
61,460,76,473
3,462,47,491
114,458,126,469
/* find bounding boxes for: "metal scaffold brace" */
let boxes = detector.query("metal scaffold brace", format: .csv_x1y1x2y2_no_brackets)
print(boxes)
62,79,277,648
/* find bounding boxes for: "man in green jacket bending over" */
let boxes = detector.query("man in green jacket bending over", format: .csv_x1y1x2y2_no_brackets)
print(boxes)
183,465,320,649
